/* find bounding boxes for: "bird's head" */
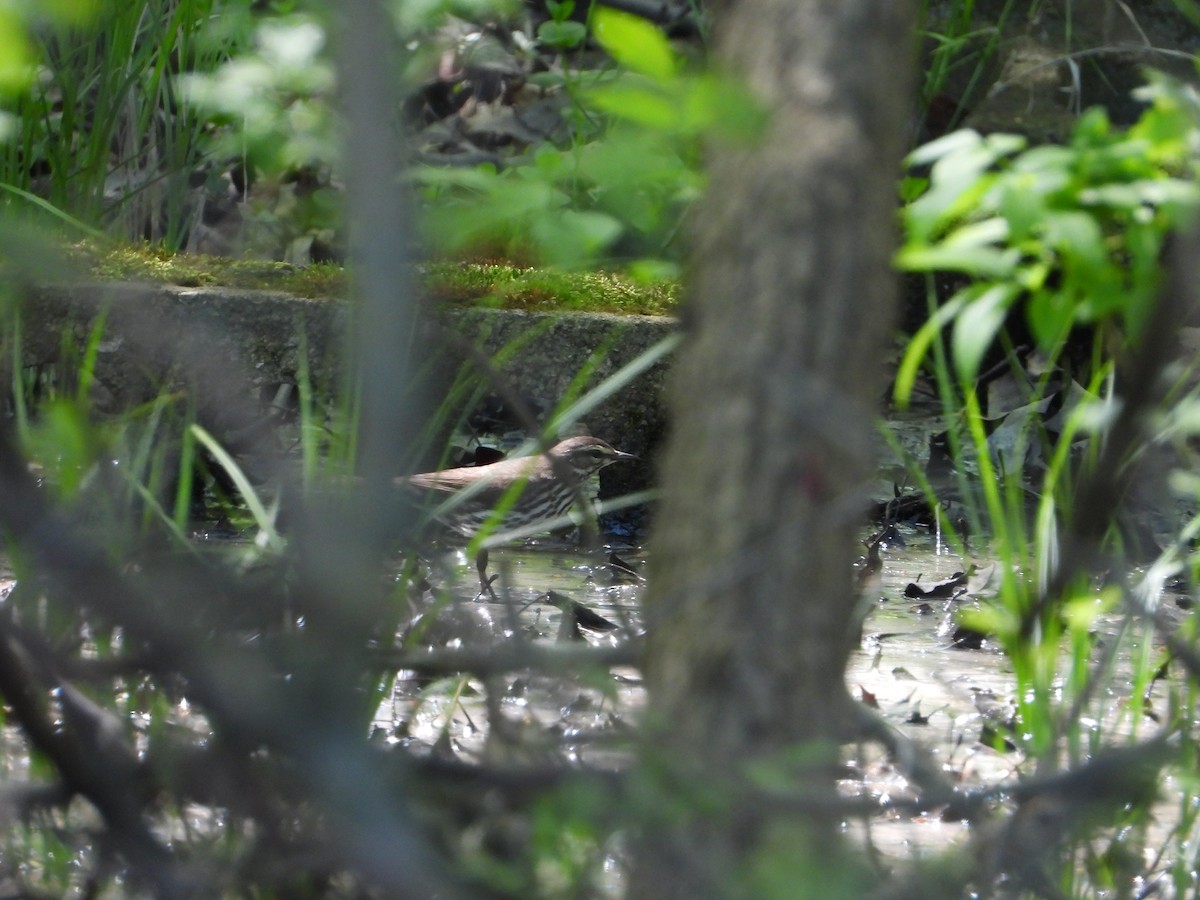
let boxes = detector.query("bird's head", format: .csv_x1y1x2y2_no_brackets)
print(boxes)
550,436,638,479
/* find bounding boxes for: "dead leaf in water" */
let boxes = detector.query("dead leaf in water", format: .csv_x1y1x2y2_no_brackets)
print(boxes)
904,570,968,598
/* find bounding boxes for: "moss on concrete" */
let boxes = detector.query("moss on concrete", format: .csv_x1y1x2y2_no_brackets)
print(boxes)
77,243,348,297
72,242,679,316
421,261,678,316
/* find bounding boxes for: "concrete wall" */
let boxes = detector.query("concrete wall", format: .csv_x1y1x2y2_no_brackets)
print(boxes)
20,282,674,494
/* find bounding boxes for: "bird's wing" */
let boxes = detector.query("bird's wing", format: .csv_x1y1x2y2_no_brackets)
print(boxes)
402,471,471,494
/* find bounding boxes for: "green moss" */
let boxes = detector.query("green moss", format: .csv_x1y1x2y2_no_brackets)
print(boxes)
70,242,679,316
76,243,347,297
421,261,678,316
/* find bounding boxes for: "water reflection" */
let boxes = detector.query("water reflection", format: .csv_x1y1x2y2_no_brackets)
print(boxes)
379,524,1183,865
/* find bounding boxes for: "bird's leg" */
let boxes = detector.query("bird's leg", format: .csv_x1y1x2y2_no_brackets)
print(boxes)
475,548,499,601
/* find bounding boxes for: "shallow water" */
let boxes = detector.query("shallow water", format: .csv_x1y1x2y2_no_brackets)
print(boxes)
0,505,1182,887
377,522,1194,881
377,540,647,767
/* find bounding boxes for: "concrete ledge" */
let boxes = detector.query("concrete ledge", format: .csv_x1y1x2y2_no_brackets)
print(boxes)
442,307,674,493
21,282,674,492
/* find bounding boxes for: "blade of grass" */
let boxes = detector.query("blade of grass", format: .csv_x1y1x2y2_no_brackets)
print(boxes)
546,332,680,433
190,423,283,551
0,184,105,238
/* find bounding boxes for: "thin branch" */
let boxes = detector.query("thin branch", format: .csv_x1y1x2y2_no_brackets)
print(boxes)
378,639,643,677
0,623,182,895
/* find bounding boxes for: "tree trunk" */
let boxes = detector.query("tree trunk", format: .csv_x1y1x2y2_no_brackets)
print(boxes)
632,1,915,895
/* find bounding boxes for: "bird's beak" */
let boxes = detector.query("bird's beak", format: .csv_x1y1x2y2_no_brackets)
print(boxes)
614,450,639,462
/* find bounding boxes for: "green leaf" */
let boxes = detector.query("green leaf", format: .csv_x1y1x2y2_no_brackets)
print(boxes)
44,0,102,24
0,12,34,95
952,283,1020,383
592,7,677,82
1010,143,1075,175
996,151,1071,241
903,131,1025,243
577,129,692,232
538,18,587,50
533,145,565,175
628,258,681,281
899,176,929,203
893,292,967,408
421,175,568,252
957,604,1015,642
1039,211,1106,279
904,128,982,168
27,401,96,496
1026,288,1076,349
531,209,622,267
904,167,991,244
586,80,681,129
1130,79,1200,166
546,0,574,20
1069,106,1112,147
941,216,1010,249
895,243,1019,278
1016,260,1051,292
1063,586,1119,633
1081,178,1200,211
997,175,1046,243
192,425,283,551
0,183,105,237
680,73,769,142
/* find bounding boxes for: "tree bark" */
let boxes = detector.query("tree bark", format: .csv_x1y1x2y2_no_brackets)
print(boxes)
632,1,915,895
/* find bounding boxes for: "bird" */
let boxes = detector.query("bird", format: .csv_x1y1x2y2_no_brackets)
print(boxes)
400,435,637,597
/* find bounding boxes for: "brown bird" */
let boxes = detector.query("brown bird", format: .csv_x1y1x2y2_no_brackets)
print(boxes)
401,435,636,597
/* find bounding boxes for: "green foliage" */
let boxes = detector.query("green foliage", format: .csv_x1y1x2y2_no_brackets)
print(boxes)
391,0,520,35
191,423,284,550
0,0,752,271
916,0,1020,130
414,7,765,272
890,66,1200,897
181,15,338,175
528,782,609,895
0,0,239,249
592,7,678,81
7,320,198,548
418,156,631,268
538,0,588,51
180,10,342,260
3,2,1200,895
896,74,1200,400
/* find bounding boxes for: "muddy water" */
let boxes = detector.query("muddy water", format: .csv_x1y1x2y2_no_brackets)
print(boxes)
379,541,647,766
379,525,1185,871
0,509,1179,887
378,531,1016,757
